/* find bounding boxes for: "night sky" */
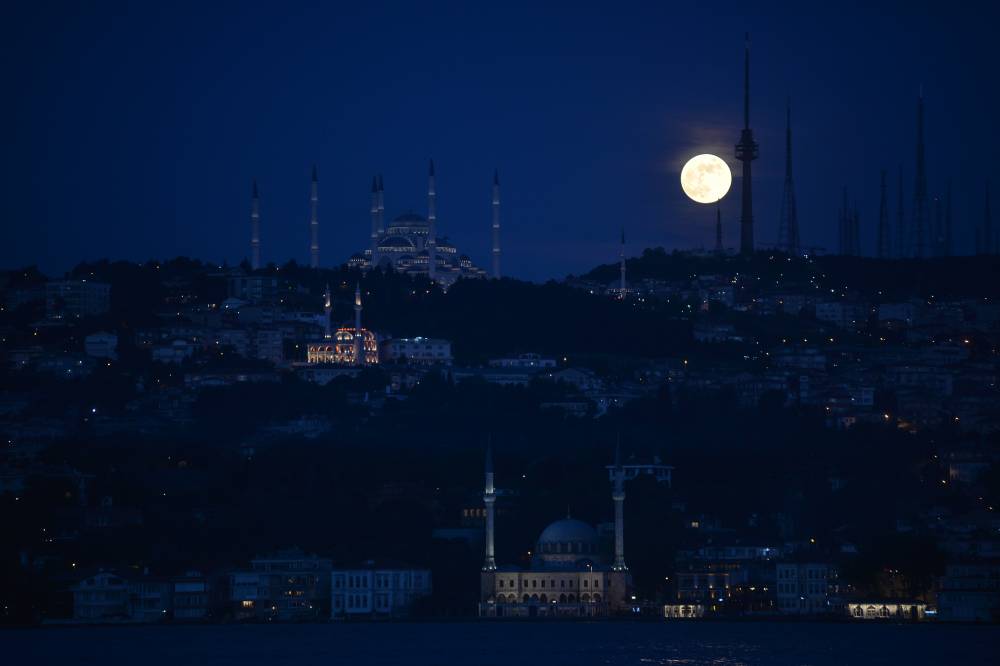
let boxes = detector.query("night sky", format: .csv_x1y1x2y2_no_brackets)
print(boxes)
2,1,996,281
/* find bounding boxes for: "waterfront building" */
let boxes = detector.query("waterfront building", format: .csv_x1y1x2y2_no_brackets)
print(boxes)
847,601,927,620
775,563,839,615
229,549,332,621
72,572,129,621
330,563,432,619
479,445,634,618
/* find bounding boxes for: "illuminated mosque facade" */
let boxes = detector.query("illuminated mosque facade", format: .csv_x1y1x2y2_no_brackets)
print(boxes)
306,283,378,366
347,161,501,286
248,161,501,287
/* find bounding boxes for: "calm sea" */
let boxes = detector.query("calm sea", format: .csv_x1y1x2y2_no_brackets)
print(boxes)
6,621,998,665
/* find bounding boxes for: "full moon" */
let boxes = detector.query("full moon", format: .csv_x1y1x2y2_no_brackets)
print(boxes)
680,154,732,204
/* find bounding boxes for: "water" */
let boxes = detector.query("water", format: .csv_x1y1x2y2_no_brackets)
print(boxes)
6,621,997,665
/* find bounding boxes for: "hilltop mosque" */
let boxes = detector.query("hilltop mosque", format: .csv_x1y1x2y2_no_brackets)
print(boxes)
478,445,635,618
347,161,500,286
248,161,501,287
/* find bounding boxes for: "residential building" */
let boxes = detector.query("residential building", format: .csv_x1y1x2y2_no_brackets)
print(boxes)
229,549,332,621
72,572,129,621
45,280,111,321
775,563,838,615
382,337,452,366
937,562,1000,622
84,331,118,359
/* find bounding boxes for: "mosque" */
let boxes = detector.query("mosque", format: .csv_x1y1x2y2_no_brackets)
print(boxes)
248,161,501,287
305,283,378,366
347,161,501,287
478,445,635,618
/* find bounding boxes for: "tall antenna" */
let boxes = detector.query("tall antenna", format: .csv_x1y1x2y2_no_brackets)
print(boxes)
911,90,928,257
777,99,799,254
735,33,759,256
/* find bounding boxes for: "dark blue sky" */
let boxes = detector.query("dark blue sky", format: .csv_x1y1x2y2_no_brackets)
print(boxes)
2,1,995,280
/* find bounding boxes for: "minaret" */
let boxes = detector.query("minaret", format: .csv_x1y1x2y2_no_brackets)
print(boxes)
735,33,759,256
852,204,861,256
611,442,627,571
619,227,626,296
323,283,332,339
250,180,261,270
777,99,799,255
896,165,905,258
943,181,952,257
370,176,379,265
877,170,890,258
715,203,723,254
309,166,319,269
932,196,943,257
838,187,849,255
377,175,385,235
912,90,928,257
427,160,437,281
986,184,994,255
353,283,363,366
492,169,501,279
482,441,496,571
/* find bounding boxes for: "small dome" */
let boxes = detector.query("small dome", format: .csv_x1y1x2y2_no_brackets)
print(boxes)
537,518,598,546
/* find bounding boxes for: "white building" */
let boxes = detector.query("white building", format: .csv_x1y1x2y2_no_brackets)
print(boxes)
72,572,129,621
847,601,926,620
330,564,432,618
84,332,118,359
775,563,838,614
382,337,452,366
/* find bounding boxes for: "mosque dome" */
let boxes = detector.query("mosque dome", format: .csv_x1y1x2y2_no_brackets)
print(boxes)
534,518,601,566
392,212,427,224
538,518,598,546
377,235,416,251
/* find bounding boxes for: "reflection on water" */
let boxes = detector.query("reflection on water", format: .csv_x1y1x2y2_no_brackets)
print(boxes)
6,621,996,666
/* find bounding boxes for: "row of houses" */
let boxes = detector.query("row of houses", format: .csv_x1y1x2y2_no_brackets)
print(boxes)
68,551,431,623
665,553,1000,622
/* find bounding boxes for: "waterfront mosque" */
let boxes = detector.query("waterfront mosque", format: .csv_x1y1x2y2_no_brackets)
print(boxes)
478,445,635,618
